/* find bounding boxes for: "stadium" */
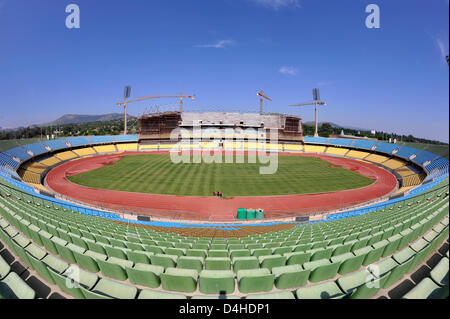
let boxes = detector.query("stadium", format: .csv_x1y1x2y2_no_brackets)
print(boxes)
0,108,448,300
0,0,448,306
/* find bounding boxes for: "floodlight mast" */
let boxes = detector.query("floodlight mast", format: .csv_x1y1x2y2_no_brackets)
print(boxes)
290,88,327,138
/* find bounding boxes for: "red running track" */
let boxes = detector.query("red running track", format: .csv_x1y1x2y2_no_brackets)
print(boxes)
46,152,398,221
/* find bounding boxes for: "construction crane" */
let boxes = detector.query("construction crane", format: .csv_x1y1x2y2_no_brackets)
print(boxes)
257,90,272,115
116,93,195,134
290,89,327,138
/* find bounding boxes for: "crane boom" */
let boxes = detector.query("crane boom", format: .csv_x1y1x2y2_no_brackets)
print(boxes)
257,90,272,115
116,93,195,135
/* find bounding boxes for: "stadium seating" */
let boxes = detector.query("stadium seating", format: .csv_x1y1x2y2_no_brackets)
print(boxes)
0,153,20,170
66,137,91,148
55,151,78,161
73,148,96,157
114,135,139,143
396,146,420,160
375,143,399,155
351,140,379,151
5,147,32,163
304,145,326,153
94,145,117,154
325,147,349,156
116,143,138,152
346,150,370,159
364,154,390,164
328,139,354,147
39,156,61,167
412,150,439,166
0,174,447,299
42,139,69,151
89,136,115,145
304,137,328,144
24,143,49,157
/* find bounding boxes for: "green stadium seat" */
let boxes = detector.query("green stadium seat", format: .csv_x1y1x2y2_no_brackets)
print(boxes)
208,250,229,258
165,248,186,257
403,278,449,299
230,249,251,259
285,251,311,265
49,265,99,299
429,257,449,287
125,263,164,288
161,268,198,293
138,289,187,299
0,272,36,299
186,249,207,259
126,250,153,265
150,254,177,270
0,256,11,280
331,253,365,275
272,265,310,289
246,291,295,299
259,255,286,271
296,281,346,299
251,248,272,258
237,269,274,294
337,269,376,295
198,270,235,295
205,257,232,270
232,257,259,273
97,257,133,281
81,278,138,299
177,256,204,272
72,250,102,273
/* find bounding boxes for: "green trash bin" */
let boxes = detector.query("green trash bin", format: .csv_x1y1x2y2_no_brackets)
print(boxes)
247,209,256,220
256,209,264,220
237,208,247,220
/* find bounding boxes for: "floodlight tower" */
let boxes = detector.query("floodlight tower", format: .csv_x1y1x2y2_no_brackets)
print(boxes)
290,88,327,138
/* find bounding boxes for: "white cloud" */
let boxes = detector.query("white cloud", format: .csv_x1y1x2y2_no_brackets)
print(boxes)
194,40,236,49
279,66,298,75
250,0,301,10
436,38,449,63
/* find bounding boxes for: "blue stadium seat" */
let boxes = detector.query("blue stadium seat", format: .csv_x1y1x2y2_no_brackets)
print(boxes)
24,143,49,156
114,135,139,143
327,138,354,146
374,142,399,154
89,136,115,145
42,139,69,151
5,147,32,162
351,140,379,150
396,146,420,160
66,137,91,147
304,137,329,144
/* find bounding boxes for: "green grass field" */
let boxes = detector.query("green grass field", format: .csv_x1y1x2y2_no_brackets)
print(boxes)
68,154,375,197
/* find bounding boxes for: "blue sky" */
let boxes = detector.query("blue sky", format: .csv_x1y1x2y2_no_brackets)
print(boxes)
0,0,448,142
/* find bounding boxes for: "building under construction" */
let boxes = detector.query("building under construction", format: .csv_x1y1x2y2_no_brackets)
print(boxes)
138,112,304,145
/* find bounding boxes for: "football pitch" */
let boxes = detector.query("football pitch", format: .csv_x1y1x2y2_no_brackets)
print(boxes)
68,154,375,197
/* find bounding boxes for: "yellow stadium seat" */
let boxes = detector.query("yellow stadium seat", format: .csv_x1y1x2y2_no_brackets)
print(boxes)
383,159,406,170
116,143,138,152
73,147,96,156
55,151,78,161
346,150,370,159
326,147,349,156
39,156,61,167
94,145,117,154
283,144,304,152
304,145,326,153
365,154,390,164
